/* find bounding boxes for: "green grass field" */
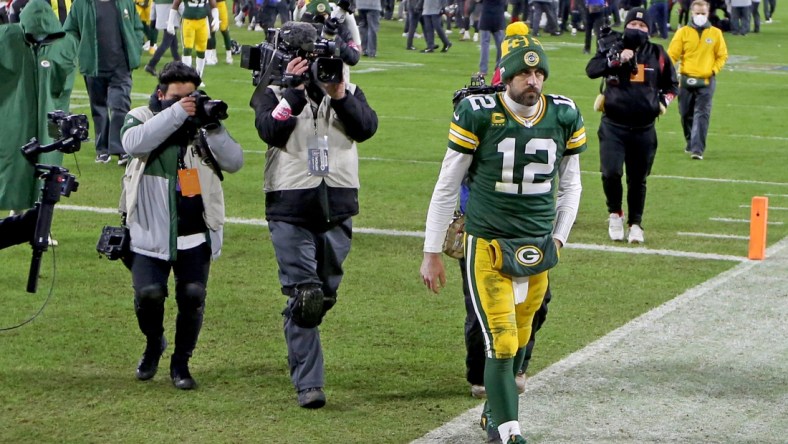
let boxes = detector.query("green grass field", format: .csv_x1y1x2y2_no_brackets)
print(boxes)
1,11,787,443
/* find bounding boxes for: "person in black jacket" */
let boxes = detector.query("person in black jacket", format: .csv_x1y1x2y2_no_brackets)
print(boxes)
249,19,378,409
586,7,677,244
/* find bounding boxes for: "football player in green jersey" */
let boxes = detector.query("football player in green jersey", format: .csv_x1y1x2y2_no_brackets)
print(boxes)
420,22,586,444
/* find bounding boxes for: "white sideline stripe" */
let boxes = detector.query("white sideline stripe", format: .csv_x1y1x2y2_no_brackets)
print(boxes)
710,217,784,225
740,204,788,210
56,205,747,261
677,232,750,240
411,237,788,444
765,193,788,197
567,242,746,262
240,153,788,187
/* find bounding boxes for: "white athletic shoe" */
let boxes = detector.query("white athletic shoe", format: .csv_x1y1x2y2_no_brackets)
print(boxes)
473,32,479,42
608,213,625,241
226,51,233,64
628,224,645,244
142,40,151,51
205,49,217,65
470,384,486,399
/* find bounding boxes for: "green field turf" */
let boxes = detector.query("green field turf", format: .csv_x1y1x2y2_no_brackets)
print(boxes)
1,11,786,443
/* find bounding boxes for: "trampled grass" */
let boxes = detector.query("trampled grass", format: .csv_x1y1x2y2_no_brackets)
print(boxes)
1,10,786,443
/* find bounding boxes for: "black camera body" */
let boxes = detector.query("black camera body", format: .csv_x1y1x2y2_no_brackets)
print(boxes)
240,25,343,87
596,27,638,86
21,111,89,160
188,91,228,129
96,225,130,261
452,74,506,110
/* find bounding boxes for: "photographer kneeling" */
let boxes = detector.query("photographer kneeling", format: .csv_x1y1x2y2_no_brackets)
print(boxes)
249,21,378,409
586,8,677,245
120,61,243,390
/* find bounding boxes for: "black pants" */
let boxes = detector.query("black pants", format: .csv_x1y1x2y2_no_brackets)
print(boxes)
131,244,211,360
598,117,658,226
148,31,181,69
460,258,552,386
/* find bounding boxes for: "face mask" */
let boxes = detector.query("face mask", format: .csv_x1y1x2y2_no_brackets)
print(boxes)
692,14,708,27
623,28,649,50
160,98,179,110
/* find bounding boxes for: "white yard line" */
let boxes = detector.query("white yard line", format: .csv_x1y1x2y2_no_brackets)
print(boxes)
57,205,751,262
677,232,750,240
739,205,788,210
710,217,784,225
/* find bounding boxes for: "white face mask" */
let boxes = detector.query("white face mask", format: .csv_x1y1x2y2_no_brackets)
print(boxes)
692,14,708,27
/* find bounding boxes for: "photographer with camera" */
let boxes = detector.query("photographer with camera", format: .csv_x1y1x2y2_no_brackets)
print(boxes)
586,7,677,244
0,1,77,214
119,61,243,390
249,19,377,409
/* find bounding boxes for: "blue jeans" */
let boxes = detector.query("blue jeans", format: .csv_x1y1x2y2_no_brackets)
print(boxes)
478,29,503,75
358,9,381,56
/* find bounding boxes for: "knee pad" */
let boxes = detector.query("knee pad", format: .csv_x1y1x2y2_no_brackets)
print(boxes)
288,284,327,329
135,284,167,308
176,282,206,312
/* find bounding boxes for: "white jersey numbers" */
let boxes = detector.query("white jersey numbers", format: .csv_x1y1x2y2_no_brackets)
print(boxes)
495,137,557,195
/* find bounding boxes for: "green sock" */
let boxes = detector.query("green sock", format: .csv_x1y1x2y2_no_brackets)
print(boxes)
207,33,216,51
484,356,519,425
149,28,159,45
222,30,232,50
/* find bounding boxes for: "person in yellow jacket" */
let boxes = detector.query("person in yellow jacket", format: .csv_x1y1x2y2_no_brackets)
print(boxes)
667,0,728,160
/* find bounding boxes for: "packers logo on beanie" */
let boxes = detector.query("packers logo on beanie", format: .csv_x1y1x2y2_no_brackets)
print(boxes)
305,0,331,16
499,22,549,82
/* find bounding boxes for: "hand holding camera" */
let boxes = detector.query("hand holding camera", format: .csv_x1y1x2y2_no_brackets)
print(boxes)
284,57,310,89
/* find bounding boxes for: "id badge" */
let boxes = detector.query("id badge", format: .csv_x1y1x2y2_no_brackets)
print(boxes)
307,136,329,176
177,168,201,196
630,64,645,83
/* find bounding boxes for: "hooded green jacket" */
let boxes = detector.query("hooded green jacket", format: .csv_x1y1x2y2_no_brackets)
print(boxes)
0,1,77,210
63,0,144,76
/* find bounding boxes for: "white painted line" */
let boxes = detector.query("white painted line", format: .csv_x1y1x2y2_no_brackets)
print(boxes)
411,237,788,444
56,204,747,261
710,217,784,225
677,232,749,240
739,205,788,210
567,242,747,262
765,193,788,198
238,153,788,187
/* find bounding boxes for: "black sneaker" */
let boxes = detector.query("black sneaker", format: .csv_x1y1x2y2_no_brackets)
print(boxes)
95,153,110,163
135,336,167,381
421,48,434,53
406,46,417,50
170,357,198,390
144,65,157,77
441,42,452,52
297,387,326,409
118,154,130,166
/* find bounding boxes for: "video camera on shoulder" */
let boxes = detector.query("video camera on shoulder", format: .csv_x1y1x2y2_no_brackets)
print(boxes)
452,74,506,110
240,21,343,87
21,110,89,161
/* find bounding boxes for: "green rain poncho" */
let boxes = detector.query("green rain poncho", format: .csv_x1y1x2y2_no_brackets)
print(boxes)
0,1,77,211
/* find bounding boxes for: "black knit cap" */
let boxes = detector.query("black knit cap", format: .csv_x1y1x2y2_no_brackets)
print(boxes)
624,7,651,26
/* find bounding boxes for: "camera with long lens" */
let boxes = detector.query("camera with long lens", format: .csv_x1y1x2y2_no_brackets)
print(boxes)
21,111,89,160
452,74,506,109
240,22,343,87
188,90,228,129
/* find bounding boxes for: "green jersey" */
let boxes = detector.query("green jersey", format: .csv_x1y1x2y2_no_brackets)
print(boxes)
182,0,209,19
449,92,587,239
